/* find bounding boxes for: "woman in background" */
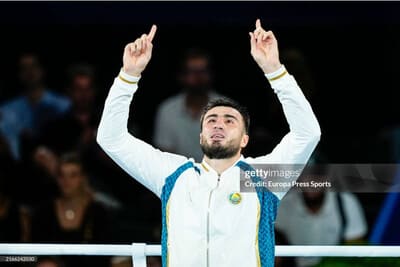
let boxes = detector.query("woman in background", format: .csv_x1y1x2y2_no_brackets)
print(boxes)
31,152,112,267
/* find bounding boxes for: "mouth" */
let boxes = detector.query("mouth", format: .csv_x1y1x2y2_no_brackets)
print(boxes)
210,133,225,141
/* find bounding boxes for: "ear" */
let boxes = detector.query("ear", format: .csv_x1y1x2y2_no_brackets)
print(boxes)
199,132,203,144
240,134,249,148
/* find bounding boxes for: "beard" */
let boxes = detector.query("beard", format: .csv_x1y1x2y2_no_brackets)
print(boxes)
200,139,240,159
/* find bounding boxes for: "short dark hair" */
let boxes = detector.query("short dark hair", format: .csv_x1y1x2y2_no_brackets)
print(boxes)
66,63,95,87
200,97,250,134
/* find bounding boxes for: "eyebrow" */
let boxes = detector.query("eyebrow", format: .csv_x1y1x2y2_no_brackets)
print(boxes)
205,113,239,121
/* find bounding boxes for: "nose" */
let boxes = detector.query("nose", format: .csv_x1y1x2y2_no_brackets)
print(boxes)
213,117,224,129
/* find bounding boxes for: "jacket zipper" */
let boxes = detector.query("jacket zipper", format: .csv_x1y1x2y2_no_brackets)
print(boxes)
206,175,220,267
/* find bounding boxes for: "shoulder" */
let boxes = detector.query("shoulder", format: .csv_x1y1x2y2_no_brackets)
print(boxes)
44,90,71,110
339,193,362,209
0,96,26,112
157,93,185,112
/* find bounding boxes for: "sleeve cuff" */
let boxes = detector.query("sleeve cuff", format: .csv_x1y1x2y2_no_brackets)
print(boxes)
265,65,288,81
118,69,141,84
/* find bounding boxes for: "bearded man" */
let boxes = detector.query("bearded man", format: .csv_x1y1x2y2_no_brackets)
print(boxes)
97,20,321,267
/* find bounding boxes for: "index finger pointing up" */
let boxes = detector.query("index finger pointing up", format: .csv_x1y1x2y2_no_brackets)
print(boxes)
255,19,261,29
147,25,157,42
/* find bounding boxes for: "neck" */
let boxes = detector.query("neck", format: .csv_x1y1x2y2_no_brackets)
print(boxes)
203,153,241,175
59,190,90,207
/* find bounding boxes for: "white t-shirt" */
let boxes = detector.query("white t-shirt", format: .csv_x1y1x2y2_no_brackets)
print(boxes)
275,191,367,267
153,92,220,162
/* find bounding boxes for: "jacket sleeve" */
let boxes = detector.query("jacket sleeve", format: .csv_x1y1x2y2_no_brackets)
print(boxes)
246,66,321,199
96,70,189,198
249,65,321,164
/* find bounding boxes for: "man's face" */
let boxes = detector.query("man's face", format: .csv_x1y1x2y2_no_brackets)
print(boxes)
19,55,43,89
69,75,95,110
200,106,249,159
181,57,211,94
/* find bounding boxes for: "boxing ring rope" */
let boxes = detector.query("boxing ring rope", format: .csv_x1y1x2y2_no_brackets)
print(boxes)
1,244,400,267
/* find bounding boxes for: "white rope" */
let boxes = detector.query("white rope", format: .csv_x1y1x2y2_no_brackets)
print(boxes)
275,245,400,257
1,244,399,267
0,243,160,256
1,244,400,257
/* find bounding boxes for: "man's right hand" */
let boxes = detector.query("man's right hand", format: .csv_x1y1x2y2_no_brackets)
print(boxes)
122,25,157,77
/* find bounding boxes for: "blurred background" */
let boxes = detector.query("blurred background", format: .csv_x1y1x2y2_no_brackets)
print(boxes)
0,2,400,267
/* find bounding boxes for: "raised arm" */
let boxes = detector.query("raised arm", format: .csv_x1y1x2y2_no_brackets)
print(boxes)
97,25,188,197
248,19,321,165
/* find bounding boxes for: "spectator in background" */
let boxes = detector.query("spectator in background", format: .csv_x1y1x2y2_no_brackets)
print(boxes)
31,152,112,267
275,190,367,267
39,63,99,156
0,53,70,160
35,63,121,208
153,48,221,162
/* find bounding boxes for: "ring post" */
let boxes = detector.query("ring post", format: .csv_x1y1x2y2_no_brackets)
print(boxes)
131,243,147,267
132,243,147,267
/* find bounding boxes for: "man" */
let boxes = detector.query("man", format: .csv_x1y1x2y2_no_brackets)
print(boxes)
97,20,321,267
38,63,99,155
0,53,70,160
153,48,221,161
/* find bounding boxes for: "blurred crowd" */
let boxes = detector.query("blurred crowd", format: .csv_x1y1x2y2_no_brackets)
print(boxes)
0,48,399,267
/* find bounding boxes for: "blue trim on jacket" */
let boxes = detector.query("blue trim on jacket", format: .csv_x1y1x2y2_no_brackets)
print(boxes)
236,160,280,267
160,161,200,267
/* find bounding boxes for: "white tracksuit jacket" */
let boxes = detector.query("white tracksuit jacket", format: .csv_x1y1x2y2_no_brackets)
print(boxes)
97,66,321,267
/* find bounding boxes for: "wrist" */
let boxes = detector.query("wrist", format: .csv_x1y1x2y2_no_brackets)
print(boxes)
122,66,142,78
265,65,287,81
262,62,282,74
119,68,141,84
